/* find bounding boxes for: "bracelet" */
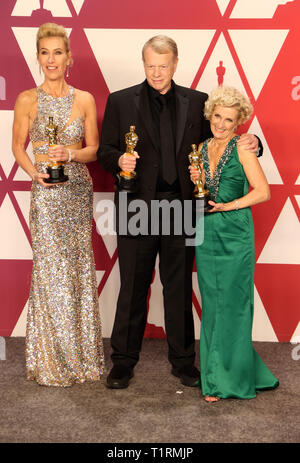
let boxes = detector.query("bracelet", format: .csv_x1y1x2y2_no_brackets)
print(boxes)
235,199,239,210
67,149,72,162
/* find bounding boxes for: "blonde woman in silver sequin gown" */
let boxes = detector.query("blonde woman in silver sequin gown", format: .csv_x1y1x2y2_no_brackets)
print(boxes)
12,23,105,386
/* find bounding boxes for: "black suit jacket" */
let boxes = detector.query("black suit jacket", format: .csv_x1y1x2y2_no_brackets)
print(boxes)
98,80,212,204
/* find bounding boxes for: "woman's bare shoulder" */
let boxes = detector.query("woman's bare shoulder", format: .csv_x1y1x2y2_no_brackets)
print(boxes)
73,88,95,105
15,88,38,109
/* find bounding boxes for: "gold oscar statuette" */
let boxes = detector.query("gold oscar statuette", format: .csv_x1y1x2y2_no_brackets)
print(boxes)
44,116,68,184
188,144,212,212
117,125,139,193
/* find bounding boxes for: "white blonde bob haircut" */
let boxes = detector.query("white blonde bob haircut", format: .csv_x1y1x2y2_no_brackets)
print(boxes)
204,86,253,125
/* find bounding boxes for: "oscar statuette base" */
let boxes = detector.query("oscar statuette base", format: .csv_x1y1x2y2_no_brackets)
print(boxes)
44,165,69,184
195,192,213,213
116,171,138,193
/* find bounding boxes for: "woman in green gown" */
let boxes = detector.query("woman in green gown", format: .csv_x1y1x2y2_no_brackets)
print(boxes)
190,86,279,402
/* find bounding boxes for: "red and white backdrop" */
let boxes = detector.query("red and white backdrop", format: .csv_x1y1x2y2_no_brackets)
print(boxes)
0,0,299,342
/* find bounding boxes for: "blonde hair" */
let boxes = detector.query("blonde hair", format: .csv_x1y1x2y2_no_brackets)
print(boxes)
142,35,178,60
204,86,253,125
36,23,70,53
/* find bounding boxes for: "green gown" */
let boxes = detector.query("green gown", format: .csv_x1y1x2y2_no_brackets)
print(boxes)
195,136,279,399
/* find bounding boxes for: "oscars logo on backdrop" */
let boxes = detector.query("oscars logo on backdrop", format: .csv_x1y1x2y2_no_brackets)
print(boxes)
11,0,85,17
31,0,52,19
1,0,299,341
216,60,226,86
0,77,5,100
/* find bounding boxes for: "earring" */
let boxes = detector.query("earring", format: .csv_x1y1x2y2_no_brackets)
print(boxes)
66,65,70,78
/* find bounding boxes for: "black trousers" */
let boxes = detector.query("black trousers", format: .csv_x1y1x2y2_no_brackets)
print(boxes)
111,192,196,370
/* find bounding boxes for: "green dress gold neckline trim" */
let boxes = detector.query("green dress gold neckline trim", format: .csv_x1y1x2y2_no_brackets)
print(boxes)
201,135,239,201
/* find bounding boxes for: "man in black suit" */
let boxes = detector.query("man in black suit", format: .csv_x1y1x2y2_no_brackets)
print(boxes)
98,35,259,389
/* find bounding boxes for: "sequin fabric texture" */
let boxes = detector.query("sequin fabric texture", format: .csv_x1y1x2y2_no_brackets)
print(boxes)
26,86,105,386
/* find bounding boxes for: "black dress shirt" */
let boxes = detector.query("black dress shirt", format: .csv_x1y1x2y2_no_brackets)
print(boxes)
147,81,180,192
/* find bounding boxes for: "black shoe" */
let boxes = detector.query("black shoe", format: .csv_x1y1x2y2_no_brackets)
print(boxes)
171,365,200,387
106,365,134,389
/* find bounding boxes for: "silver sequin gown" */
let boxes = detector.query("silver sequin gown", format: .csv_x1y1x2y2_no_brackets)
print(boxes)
26,86,105,386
